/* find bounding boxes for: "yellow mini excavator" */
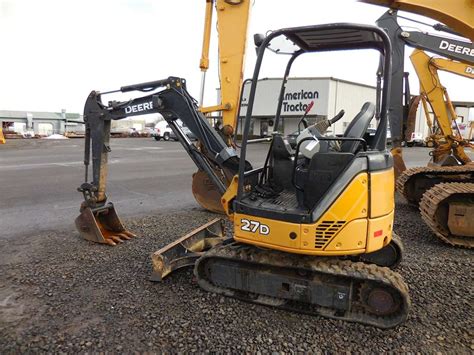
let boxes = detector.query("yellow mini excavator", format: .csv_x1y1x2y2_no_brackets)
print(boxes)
370,7,474,248
75,22,410,328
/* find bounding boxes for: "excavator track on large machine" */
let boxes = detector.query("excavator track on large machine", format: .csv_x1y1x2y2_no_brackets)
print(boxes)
396,165,474,205
419,183,474,248
195,242,410,329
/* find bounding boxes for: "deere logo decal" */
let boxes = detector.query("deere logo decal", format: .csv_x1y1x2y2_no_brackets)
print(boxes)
439,40,474,57
125,101,153,114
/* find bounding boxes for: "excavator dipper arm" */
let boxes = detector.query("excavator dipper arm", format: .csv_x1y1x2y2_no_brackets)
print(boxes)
76,77,243,245
375,9,473,176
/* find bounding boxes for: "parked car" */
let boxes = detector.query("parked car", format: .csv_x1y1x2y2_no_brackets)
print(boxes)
152,121,172,141
406,132,424,147
128,127,140,137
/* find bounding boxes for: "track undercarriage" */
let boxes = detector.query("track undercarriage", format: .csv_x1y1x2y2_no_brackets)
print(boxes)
196,242,410,329
151,219,409,328
396,165,474,248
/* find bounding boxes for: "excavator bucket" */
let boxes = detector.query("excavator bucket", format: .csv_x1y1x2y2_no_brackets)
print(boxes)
75,203,137,246
192,170,226,214
150,218,226,281
391,147,407,179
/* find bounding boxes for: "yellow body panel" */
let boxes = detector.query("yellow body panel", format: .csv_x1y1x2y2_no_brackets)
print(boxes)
367,211,394,252
324,219,367,252
235,214,301,250
370,168,395,218
221,175,239,216
0,127,5,144
233,172,395,256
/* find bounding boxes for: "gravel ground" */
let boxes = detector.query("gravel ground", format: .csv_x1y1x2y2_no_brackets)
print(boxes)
1,198,473,353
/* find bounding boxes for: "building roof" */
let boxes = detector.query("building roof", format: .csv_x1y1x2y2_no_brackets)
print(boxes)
452,101,474,108
0,110,83,121
242,76,378,90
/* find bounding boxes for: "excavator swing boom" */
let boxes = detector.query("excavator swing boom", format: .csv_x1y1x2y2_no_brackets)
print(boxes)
75,77,247,245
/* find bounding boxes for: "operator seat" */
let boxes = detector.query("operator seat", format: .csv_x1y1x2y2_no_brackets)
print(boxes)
340,102,375,153
299,102,375,210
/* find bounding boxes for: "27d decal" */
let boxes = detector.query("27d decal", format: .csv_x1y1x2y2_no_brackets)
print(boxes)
240,219,270,235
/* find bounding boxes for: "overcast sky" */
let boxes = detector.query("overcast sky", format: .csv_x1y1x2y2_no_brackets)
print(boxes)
0,0,472,114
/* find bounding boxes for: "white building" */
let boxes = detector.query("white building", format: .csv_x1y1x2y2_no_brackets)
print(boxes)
237,77,380,137
224,77,473,141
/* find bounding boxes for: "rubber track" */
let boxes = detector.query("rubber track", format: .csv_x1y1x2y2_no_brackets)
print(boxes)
194,243,410,329
396,165,474,205
419,182,474,248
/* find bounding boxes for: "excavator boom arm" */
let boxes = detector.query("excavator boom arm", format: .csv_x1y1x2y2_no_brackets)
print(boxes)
199,0,251,130
360,0,474,40
81,77,239,207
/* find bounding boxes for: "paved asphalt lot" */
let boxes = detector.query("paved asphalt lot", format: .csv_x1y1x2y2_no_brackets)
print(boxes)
0,138,472,240
0,138,267,240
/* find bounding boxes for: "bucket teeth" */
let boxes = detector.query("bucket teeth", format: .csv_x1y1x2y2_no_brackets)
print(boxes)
75,203,137,246
105,239,117,246
117,233,132,240
123,230,137,238
110,235,125,243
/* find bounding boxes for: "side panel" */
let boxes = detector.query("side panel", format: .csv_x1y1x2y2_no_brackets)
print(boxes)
233,173,370,256
369,168,395,218
324,219,368,251
367,211,394,252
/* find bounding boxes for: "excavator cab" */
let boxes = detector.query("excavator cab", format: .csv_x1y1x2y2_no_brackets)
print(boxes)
225,24,397,256
152,23,410,328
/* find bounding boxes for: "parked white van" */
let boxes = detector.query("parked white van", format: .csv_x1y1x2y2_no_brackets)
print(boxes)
152,120,172,141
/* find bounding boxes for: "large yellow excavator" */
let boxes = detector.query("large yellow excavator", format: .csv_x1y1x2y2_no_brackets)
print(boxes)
192,0,252,214
365,3,474,248
408,51,473,166
404,50,474,248
417,57,473,150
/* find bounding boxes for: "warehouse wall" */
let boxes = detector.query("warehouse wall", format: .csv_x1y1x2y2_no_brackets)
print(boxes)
327,80,376,136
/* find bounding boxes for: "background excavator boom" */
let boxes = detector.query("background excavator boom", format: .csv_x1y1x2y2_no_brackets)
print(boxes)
360,0,474,40
410,49,474,165
198,0,251,131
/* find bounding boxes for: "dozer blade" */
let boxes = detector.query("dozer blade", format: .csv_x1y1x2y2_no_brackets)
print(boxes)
192,170,226,214
75,203,137,246
150,218,226,281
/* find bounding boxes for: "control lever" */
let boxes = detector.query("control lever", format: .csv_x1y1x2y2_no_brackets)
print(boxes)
297,101,314,133
329,109,345,125
311,109,345,135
